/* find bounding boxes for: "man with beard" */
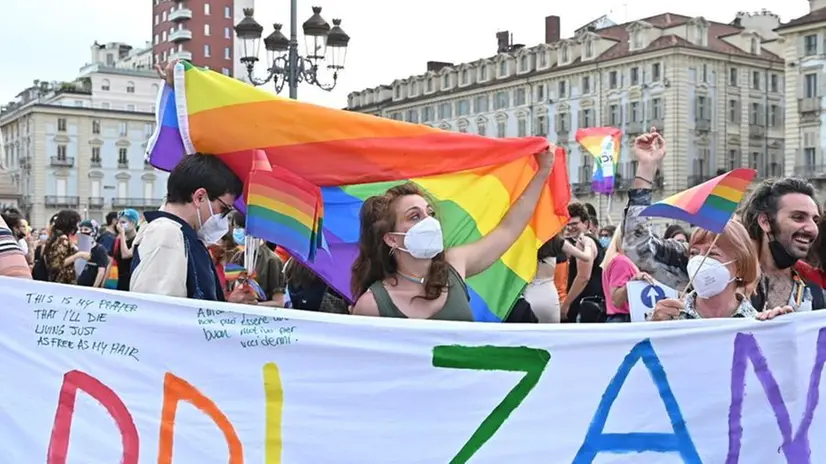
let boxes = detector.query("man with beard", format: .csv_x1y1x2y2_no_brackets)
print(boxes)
741,177,824,311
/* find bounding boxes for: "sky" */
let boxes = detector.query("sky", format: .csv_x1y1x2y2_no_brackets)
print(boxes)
0,0,813,109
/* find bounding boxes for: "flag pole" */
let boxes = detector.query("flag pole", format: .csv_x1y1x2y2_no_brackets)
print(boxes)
679,232,722,298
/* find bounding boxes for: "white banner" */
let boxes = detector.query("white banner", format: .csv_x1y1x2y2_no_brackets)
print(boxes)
1,277,824,463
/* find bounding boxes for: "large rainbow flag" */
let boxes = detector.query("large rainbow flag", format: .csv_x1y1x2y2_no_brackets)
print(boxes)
147,61,571,321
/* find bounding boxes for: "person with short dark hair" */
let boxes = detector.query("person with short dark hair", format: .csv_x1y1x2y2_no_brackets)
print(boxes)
584,203,599,234
740,177,824,311
561,202,603,322
76,220,110,287
97,211,119,254
130,154,244,301
664,224,688,243
0,211,30,278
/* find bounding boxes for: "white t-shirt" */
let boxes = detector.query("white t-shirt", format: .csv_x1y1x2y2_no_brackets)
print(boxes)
17,238,28,255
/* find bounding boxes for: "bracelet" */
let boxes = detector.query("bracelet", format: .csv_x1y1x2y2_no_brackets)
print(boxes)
635,176,654,186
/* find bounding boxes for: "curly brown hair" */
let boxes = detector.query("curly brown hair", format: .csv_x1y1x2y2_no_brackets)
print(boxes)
350,183,450,301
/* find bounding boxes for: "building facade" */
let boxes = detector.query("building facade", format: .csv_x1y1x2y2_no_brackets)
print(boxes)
0,44,168,226
777,0,826,185
347,11,786,222
151,0,253,78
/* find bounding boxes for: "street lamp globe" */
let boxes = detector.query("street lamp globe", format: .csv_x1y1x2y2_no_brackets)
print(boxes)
264,23,289,64
234,8,264,63
325,19,350,71
302,6,331,63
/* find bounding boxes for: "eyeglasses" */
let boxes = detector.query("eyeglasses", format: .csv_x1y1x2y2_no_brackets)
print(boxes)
215,197,235,218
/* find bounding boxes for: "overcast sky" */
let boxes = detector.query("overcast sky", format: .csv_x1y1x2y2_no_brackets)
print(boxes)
0,0,811,109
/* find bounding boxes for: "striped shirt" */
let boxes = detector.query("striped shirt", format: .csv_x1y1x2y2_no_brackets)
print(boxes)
0,226,31,279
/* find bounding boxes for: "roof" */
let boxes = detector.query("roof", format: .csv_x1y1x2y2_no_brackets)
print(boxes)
775,7,826,31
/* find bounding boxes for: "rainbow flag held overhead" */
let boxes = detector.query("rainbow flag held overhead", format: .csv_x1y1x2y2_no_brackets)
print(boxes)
146,61,571,321
575,127,621,195
640,168,757,234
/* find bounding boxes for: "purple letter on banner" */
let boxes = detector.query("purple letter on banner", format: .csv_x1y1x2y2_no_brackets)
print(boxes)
727,329,826,464
572,339,701,464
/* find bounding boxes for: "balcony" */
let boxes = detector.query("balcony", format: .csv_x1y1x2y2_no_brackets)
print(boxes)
88,197,105,209
111,197,164,209
44,196,80,208
687,174,712,186
50,156,75,167
169,28,192,42
169,7,192,21
118,159,129,169
649,117,664,131
169,50,192,61
573,182,591,195
793,163,826,180
799,97,821,113
626,121,645,135
694,119,711,132
556,127,570,141
749,125,766,138
90,158,102,168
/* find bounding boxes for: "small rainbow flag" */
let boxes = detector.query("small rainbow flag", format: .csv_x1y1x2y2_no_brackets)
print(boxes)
224,263,246,282
245,167,324,262
146,61,571,321
575,127,621,195
224,263,267,300
640,168,757,233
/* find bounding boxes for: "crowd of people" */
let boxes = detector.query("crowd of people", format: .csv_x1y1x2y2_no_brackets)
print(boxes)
0,128,822,324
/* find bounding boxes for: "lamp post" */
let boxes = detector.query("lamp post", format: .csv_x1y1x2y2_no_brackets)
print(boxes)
234,3,350,100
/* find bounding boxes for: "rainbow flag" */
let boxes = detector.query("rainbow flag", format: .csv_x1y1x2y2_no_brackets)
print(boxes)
575,127,621,195
640,168,757,234
146,61,571,321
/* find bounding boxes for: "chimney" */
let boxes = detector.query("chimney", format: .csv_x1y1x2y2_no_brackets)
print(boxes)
426,61,453,72
496,31,510,53
545,16,561,43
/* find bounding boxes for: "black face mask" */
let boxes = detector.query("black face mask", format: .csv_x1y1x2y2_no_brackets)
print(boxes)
768,238,797,270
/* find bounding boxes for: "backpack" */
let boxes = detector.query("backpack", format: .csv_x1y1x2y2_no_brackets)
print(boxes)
32,255,48,281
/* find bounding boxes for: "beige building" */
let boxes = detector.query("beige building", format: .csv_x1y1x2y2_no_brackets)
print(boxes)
347,11,786,222
0,42,168,227
777,0,826,186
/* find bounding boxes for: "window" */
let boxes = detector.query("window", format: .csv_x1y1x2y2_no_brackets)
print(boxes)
804,34,818,56
515,88,526,106
609,104,619,126
770,104,780,127
582,76,591,94
118,148,128,165
162,11,167,22
91,147,101,164
728,99,738,123
630,101,640,122
422,107,434,122
144,123,155,137
494,91,509,110
519,55,528,71
479,65,488,80
222,68,230,76
701,64,708,83
405,109,418,123
609,71,618,89
536,84,545,102
558,81,567,98
457,100,470,116
535,115,547,135
394,87,400,99
57,145,67,160
561,46,569,63
805,73,818,98
585,40,594,58
91,180,101,199
725,150,738,171
750,102,762,125
118,180,128,199
517,118,527,136
770,74,779,93
204,3,210,15
461,70,469,84
557,113,569,132
57,118,66,132
696,96,707,120
474,95,488,113
499,61,507,76
496,122,506,138
154,14,159,25
478,121,487,136
126,81,135,93
204,44,211,57
225,26,231,39
750,38,759,54
118,122,128,136
804,147,816,166
426,79,433,92
632,31,643,49
162,31,167,42
442,74,450,88
652,98,663,119
56,179,67,198
539,52,547,67
224,47,231,59
582,109,593,128
438,102,452,119
630,67,639,85
144,181,155,200
224,5,231,18
729,67,738,86
752,71,760,90
92,120,100,134
652,63,661,81
205,24,211,36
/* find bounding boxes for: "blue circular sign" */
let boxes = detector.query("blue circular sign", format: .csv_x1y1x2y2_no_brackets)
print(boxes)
641,284,666,309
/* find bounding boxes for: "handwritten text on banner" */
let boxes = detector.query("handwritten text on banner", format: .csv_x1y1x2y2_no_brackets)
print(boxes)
0,277,824,463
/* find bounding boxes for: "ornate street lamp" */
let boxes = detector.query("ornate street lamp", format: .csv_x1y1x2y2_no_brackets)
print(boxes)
235,5,350,99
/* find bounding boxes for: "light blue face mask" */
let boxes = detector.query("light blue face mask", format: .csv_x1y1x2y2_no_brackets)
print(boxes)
599,236,611,248
232,227,246,246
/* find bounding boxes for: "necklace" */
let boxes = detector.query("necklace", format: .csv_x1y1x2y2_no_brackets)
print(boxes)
396,270,425,284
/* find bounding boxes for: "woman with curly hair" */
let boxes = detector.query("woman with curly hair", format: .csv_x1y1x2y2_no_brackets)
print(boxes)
349,149,554,320
42,209,87,285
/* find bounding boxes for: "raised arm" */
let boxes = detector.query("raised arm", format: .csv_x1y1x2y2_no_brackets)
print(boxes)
447,147,554,278
622,130,689,290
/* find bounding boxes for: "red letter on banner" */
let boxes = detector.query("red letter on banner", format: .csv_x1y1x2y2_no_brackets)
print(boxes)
47,370,139,464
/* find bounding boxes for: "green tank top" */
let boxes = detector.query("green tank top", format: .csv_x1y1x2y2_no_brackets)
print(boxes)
368,266,474,321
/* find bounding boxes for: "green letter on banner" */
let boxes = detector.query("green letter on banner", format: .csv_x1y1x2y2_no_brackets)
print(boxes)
432,345,551,463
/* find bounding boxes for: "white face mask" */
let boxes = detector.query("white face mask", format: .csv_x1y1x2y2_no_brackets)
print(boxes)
687,256,735,299
391,216,444,259
197,199,229,245
119,221,131,231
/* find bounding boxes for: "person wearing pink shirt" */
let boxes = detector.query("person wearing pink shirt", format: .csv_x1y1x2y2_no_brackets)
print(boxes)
601,228,652,322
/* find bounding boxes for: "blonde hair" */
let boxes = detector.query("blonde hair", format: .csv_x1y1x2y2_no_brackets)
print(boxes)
600,227,639,273
689,220,760,296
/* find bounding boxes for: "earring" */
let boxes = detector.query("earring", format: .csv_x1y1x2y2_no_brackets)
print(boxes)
389,247,396,256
